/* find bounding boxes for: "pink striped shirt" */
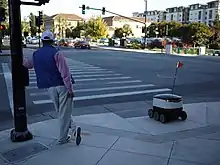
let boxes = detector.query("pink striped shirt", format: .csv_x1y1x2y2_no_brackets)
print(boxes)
23,51,73,93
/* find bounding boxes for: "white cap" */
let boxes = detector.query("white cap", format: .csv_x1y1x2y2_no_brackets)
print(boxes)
41,30,54,41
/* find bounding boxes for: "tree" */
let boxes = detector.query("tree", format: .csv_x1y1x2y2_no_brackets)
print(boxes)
122,24,132,37
71,22,85,38
0,0,8,18
65,28,72,38
85,17,108,40
209,14,220,49
114,24,132,38
114,27,124,38
147,23,158,37
54,15,68,38
181,23,212,46
167,21,182,37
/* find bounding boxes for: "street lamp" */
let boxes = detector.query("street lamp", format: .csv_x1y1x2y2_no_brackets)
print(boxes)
143,0,147,49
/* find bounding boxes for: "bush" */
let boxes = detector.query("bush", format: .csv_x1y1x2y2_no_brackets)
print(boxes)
209,42,220,49
2,45,10,50
131,43,141,49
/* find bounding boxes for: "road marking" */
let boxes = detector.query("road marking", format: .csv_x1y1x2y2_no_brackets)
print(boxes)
1,63,14,117
72,71,114,74
29,73,122,80
26,79,143,89
33,88,172,104
70,68,107,72
75,76,131,82
28,70,114,76
29,76,131,84
106,80,142,84
30,84,155,96
68,66,100,69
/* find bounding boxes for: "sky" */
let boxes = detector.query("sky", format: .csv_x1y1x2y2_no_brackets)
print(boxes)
20,0,212,20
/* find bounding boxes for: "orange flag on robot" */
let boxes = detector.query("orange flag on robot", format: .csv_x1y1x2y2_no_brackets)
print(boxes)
176,61,184,68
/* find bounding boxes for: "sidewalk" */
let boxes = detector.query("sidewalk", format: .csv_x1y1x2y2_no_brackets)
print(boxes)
0,101,220,165
96,46,211,57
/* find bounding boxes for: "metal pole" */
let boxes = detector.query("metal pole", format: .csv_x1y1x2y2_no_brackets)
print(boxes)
8,0,33,142
171,67,178,94
143,0,147,49
144,13,147,49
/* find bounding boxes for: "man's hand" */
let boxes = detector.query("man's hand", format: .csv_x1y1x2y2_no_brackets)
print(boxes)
68,91,75,98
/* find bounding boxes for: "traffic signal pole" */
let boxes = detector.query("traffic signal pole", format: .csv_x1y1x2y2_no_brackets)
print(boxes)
8,0,33,142
80,6,146,24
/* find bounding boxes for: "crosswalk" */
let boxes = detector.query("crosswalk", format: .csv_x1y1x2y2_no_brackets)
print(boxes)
27,58,172,105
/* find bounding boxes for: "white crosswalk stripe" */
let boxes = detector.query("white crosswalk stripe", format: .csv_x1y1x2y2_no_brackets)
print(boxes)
28,58,172,105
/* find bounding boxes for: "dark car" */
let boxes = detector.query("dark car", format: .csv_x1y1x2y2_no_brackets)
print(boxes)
74,41,91,49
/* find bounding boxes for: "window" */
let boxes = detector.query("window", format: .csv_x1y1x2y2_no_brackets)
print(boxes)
209,10,213,19
198,11,202,20
171,14,174,20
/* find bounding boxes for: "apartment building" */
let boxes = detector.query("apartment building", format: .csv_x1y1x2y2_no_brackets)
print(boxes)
132,0,220,25
133,10,166,22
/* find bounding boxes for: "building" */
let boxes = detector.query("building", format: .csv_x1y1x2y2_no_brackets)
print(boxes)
205,0,220,25
44,13,84,38
188,4,207,24
165,6,190,23
103,16,151,38
132,0,220,25
132,10,166,22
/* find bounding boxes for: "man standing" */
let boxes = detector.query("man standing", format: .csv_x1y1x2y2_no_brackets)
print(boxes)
23,30,81,145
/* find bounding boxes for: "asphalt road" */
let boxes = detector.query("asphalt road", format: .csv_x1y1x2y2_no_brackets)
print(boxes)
1,47,220,129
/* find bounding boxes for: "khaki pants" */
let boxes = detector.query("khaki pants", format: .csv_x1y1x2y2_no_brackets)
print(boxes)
48,85,76,142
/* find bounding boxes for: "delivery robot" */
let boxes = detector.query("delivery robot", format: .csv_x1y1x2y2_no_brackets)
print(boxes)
148,61,187,124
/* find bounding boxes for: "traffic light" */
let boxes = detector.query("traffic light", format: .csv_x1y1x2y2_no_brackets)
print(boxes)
35,16,39,26
0,24,5,30
102,7,105,15
39,11,43,25
142,26,146,33
82,5,85,14
0,7,6,22
34,0,50,5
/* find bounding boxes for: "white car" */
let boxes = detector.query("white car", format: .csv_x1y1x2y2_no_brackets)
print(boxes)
31,37,40,44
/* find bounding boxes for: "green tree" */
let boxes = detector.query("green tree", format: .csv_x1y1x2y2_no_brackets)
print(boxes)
114,24,132,38
148,22,158,37
181,22,212,46
54,15,68,38
0,0,8,18
122,24,132,37
209,14,220,49
71,22,85,38
167,21,182,37
85,17,108,40
114,27,124,38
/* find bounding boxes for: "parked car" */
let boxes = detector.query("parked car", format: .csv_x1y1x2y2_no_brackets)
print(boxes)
30,37,40,44
74,41,91,49
22,36,27,48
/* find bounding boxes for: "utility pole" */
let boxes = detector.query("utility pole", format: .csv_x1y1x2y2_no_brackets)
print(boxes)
8,0,32,142
143,0,148,49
